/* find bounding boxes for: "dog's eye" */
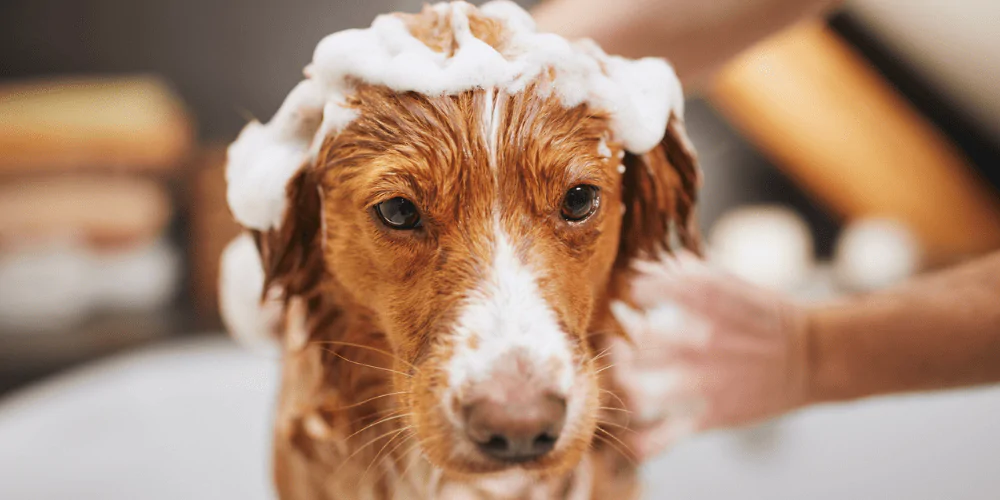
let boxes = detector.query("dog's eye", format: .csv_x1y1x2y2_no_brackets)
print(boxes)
561,185,600,222
375,197,422,229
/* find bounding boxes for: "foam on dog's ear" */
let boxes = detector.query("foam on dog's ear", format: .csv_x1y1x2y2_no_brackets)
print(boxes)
218,165,324,353
218,233,282,355
617,113,702,268
226,80,324,232
223,79,329,350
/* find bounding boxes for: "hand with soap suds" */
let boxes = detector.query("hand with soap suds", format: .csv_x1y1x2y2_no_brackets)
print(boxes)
611,250,1000,461
609,252,810,459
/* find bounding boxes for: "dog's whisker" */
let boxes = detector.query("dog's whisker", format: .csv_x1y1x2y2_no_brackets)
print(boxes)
592,431,637,467
590,351,614,365
345,413,413,441
380,431,417,471
322,391,411,412
597,419,635,433
313,340,422,373
343,407,407,431
598,406,632,414
599,388,628,409
577,342,614,371
360,427,415,486
590,344,613,360
323,349,413,379
588,347,615,368
593,434,636,467
391,439,429,500
371,429,434,495
332,425,413,479
598,388,632,427
596,426,637,460
594,362,617,375
389,433,447,500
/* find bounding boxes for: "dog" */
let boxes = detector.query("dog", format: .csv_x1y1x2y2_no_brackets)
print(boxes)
220,1,699,498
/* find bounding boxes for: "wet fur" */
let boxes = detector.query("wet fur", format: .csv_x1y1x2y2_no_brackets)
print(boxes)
250,7,700,500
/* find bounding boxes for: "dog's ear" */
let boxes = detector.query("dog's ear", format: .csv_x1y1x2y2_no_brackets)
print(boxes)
617,113,702,268
253,165,325,305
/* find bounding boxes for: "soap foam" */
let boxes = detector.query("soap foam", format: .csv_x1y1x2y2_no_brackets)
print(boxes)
227,0,684,231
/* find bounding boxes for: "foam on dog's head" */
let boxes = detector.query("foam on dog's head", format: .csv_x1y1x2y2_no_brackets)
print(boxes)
226,0,684,231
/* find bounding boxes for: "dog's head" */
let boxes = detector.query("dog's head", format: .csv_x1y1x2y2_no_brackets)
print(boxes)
225,0,698,477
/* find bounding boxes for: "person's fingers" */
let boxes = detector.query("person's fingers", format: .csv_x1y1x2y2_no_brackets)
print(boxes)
610,299,691,343
618,388,705,459
614,368,686,419
626,339,708,368
609,300,711,357
631,250,705,278
632,253,771,303
611,361,708,428
609,300,648,343
631,268,787,333
626,416,700,461
628,269,721,316
706,329,783,356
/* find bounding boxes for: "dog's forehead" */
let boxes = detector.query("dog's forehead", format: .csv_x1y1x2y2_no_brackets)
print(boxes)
353,83,608,158
331,84,614,205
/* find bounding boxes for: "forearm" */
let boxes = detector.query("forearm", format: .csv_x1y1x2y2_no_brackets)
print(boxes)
807,252,1000,404
531,0,841,85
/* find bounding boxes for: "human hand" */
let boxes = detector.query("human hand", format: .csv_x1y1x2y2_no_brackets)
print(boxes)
608,252,811,460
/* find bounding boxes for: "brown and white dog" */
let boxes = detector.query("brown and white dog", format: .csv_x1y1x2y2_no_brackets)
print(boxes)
220,2,699,498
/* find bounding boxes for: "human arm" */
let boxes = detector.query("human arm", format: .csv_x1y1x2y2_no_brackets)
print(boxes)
810,252,1000,403
531,0,842,85
611,251,1000,459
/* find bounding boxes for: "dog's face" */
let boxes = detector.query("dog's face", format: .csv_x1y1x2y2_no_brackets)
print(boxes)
236,0,699,480
261,82,698,476
321,84,620,474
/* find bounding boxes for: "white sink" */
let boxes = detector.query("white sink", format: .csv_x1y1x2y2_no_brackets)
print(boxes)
1,337,998,499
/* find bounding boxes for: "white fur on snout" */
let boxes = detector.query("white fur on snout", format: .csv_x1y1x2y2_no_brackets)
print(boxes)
447,224,575,399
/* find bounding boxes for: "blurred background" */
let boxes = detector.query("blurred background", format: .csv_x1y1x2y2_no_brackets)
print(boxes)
0,0,998,498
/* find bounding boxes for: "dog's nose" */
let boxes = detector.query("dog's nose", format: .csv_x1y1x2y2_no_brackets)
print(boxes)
464,393,566,462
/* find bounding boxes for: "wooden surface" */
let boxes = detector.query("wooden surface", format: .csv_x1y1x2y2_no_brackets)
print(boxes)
709,22,1000,265
0,76,194,174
